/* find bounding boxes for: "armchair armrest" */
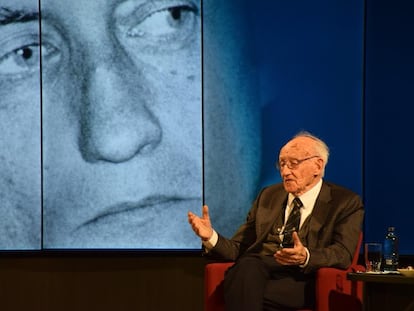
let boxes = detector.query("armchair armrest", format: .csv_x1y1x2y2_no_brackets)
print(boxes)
315,264,365,311
204,262,234,311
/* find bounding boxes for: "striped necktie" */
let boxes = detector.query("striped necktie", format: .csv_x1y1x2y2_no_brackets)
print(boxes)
282,197,303,248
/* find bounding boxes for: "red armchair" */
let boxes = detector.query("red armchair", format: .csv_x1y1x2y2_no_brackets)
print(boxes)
204,233,364,311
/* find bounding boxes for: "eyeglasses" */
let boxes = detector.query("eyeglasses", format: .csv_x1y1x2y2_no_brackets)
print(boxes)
275,155,319,170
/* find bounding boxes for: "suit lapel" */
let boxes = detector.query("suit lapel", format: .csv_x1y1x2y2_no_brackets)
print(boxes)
306,182,332,235
247,182,332,252
256,190,288,241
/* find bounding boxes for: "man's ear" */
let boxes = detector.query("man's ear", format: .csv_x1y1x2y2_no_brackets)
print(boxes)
315,158,324,174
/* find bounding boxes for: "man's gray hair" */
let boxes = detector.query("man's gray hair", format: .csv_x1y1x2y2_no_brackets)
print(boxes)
294,131,330,175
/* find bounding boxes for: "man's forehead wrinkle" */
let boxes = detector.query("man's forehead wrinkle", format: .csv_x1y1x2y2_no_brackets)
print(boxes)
283,141,302,152
0,7,39,25
280,140,313,157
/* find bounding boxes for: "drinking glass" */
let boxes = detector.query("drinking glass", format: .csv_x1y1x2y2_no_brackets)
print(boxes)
365,242,382,272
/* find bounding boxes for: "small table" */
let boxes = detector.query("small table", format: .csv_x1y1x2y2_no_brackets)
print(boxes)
347,272,414,311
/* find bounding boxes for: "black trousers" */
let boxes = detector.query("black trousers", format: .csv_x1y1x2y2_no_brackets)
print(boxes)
223,254,315,311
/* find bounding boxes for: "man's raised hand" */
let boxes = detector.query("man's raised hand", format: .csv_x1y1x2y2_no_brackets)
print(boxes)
188,205,213,241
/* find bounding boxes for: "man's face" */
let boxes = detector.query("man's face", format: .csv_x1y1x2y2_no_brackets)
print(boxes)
278,137,323,196
0,0,201,248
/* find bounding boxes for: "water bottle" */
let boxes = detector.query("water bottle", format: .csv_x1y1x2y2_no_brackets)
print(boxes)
383,226,399,271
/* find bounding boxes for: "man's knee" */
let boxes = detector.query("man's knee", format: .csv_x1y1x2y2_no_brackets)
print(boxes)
226,255,266,277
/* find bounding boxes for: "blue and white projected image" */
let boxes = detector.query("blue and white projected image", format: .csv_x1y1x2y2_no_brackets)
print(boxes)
0,0,202,250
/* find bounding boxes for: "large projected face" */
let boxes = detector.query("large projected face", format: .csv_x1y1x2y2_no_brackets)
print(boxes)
0,1,41,249
40,0,202,248
1,0,253,250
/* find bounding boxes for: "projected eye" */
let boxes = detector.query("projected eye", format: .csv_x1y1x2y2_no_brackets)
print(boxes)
116,1,199,52
127,5,197,37
0,33,60,81
0,43,40,75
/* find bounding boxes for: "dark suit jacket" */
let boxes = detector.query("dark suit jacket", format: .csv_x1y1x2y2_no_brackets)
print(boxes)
208,181,364,274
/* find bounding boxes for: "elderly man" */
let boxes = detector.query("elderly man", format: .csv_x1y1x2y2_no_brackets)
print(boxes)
188,131,364,310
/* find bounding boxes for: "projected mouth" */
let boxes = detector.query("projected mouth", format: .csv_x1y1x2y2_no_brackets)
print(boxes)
78,196,198,229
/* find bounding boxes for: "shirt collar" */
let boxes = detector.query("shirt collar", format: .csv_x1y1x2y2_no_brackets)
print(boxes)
288,179,323,210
